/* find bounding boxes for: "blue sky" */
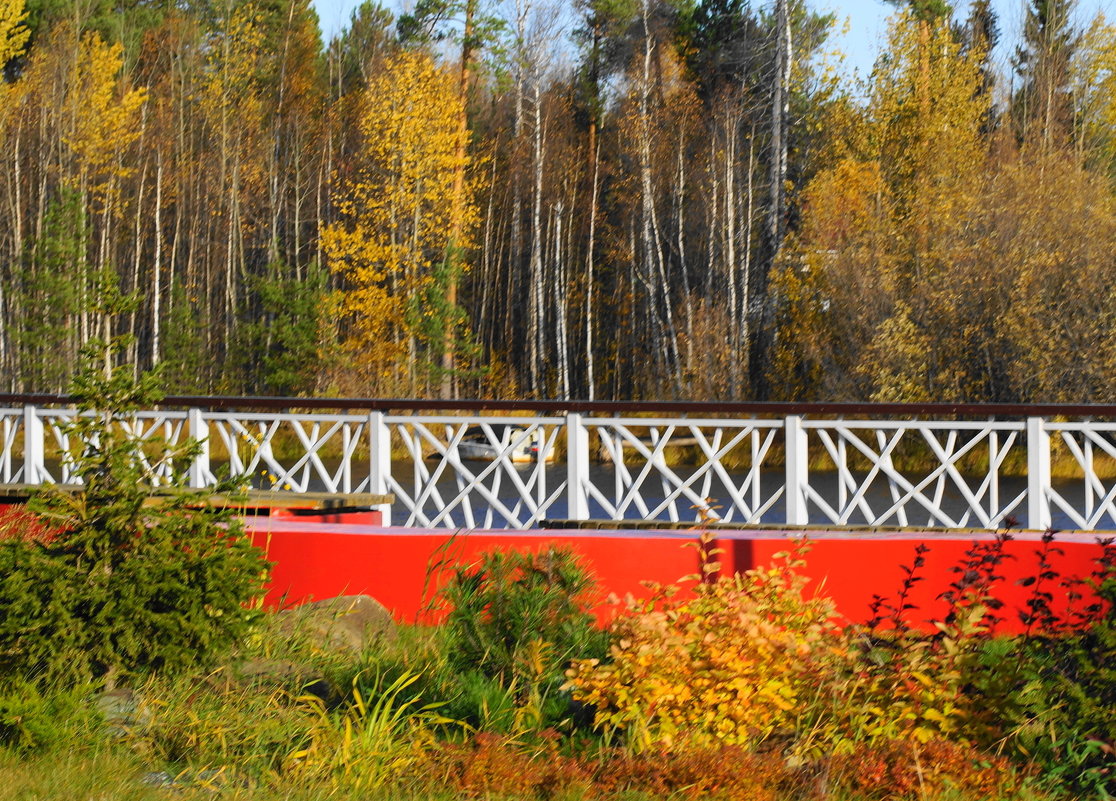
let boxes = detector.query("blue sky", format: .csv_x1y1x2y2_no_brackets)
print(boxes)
308,0,1116,85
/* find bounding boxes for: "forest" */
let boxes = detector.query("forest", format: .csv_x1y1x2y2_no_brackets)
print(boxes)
0,0,1112,403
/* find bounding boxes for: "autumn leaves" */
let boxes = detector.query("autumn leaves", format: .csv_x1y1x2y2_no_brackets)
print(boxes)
323,50,476,396
769,9,1116,403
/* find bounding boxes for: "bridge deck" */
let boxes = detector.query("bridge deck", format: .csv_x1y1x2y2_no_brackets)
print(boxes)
0,483,393,511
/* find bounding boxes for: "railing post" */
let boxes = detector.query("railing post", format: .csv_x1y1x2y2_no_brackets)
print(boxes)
369,412,392,522
1027,416,1052,530
566,412,590,521
23,404,44,485
341,426,353,494
785,414,809,526
188,408,210,489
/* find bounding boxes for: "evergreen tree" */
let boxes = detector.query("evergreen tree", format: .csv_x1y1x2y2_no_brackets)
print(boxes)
0,278,268,686
963,0,999,133
233,260,328,396
327,0,395,96
1015,0,1079,148
679,0,765,101
160,280,211,395
15,189,87,392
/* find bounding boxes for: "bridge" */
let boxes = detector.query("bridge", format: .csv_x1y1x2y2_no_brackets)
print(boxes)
4,395,1116,532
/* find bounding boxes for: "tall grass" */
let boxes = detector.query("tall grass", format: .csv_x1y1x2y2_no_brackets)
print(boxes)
288,670,458,790
2,535,1110,800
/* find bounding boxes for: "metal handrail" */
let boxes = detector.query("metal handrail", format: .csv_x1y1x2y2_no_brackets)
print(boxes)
5,393,1116,418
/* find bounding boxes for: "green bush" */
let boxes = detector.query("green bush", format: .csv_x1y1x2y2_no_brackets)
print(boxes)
989,575,1116,799
0,678,97,752
0,331,268,686
438,546,608,732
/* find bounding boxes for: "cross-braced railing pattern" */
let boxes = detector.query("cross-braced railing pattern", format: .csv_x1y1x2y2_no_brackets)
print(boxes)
1044,422,1116,530
387,417,564,528
6,397,1116,530
18,407,192,486
801,420,1028,529
197,412,372,494
580,417,784,524
0,408,22,484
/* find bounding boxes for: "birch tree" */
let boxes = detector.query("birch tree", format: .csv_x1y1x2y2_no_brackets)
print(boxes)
322,50,476,394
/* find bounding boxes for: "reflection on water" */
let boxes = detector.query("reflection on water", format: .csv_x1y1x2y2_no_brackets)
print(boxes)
40,457,1104,530
375,461,1100,530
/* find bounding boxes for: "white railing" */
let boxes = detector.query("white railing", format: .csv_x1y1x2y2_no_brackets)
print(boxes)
5,397,1116,531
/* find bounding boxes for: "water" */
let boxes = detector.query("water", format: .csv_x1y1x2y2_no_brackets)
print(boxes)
383,461,1101,531
36,456,1106,531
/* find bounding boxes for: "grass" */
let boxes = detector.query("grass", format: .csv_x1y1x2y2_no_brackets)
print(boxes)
0,747,167,801
0,734,1054,801
0,609,1069,801
2,538,1111,801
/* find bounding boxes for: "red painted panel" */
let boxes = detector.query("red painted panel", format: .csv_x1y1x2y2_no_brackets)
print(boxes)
3,494,1110,633
247,522,704,623
246,520,1113,634
723,532,1111,633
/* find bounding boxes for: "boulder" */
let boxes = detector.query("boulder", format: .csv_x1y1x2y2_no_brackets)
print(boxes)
97,687,149,737
286,594,397,653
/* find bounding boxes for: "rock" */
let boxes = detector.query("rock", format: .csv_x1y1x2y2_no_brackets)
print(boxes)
97,687,150,737
187,595,396,708
141,767,246,792
287,594,397,653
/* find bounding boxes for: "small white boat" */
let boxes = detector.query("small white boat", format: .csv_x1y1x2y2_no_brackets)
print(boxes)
453,424,552,463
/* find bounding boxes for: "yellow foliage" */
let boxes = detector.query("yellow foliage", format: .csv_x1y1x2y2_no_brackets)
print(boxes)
201,4,266,113
989,154,1116,401
323,49,475,392
1074,14,1116,173
199,3,268,198
61,34,147,205
767,159,894,400
565,543,991,756
565,546,850,751
859,301,933,403
0,0,28,146
798,159,890,251
0,0,29,67
869,12,989,226
771,13,993,402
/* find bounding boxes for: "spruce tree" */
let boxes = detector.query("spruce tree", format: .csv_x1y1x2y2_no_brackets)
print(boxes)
1014,0,1079,148
0,277,268,686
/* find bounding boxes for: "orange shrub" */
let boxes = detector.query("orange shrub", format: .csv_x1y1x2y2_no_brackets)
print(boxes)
426,736,799,800
429,733,589,799
564,545,852,750
591,745,797,801
565,540,1006,755
826,739,1021,799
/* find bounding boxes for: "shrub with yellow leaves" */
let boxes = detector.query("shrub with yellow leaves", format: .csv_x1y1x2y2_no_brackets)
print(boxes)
564,543,851,751
564,538,1009,758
